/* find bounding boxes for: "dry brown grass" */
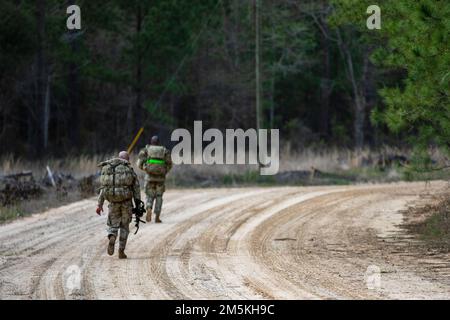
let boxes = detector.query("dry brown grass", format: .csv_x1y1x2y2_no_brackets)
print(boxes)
280,145,411,172
0,146,446,180
0,154,105,178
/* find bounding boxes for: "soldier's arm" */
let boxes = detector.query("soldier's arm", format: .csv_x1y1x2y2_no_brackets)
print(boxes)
97,189,105,207
136,149,147,171
132,172,141,201
165,149,173,172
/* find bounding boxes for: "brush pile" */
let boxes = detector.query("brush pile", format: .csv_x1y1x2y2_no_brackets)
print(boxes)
0,172,43,206
0,170,99,206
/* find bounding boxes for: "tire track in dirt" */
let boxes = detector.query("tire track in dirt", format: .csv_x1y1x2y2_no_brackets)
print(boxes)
249,190,382,299
155,189,278,299
141,189,271,299
91,190,231,300
38,191,193,300
1,182,449,299
248,184,450,299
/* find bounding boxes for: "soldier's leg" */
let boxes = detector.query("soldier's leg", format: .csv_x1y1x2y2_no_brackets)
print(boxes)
106,203,120,255
145,181,156,222
154,183,165,223
145,181,156,209
118,202,132,259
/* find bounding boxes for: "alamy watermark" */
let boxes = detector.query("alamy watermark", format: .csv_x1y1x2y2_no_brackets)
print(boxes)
171,121,279,175
66,5,81,30
365,265,381,290
65,4,381,32
367,5,381,30
64,264,81,294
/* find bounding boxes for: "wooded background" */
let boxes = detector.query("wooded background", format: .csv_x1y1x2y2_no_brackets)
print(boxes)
0,0,448,158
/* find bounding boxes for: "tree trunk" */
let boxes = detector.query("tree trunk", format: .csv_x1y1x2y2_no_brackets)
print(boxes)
67,0,80,150
353,50,372,151
127,4,143,139
34,0,46,157
269,76,275,129
254,0,262,131
362,47,376,146
135,3,143,132
319,25,332,139
336,29,366,151
67,57,80,150
43,74,51,150
353,94,366,151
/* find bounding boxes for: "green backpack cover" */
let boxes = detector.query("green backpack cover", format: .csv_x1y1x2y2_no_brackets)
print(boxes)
144,145,167,176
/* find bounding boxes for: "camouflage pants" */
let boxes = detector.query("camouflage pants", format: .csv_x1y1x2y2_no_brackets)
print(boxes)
107,200,132,249
145,181,165,214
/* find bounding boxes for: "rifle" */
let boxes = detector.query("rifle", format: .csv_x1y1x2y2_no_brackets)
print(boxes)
127,127,144,154
132,198,146,234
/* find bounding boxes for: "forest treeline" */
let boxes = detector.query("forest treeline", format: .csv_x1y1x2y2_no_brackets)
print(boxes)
0,0,448,158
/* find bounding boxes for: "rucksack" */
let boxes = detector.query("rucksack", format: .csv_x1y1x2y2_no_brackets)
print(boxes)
144,145,168,176
98,158,135,203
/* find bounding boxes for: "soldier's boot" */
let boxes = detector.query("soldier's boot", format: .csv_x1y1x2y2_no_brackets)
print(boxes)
118,248,127,259
154,195,163,223
146,207,152,222
107,235,116,256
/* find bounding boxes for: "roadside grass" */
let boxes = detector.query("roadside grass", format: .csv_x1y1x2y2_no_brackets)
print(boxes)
221,170,276,186
422,210,450,243
2,147,450,189
0,146,413,177
0,206,26,223
0,154,104,179
404,196,450,251
403,168,450,182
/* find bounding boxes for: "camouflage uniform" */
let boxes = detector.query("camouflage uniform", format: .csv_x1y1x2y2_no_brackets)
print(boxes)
98,158,140,250
137,145,172,218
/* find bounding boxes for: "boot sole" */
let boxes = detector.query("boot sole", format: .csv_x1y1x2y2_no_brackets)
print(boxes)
107,236,116,256
146,209,152,222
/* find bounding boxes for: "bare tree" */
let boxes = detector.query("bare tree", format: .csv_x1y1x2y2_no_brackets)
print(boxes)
33,0,47,156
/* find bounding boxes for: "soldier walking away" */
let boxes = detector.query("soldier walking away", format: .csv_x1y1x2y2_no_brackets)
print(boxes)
96,151,141,259
137,135,172,223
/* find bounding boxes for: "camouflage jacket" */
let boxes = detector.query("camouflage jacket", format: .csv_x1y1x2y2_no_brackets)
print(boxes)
97,158,141,207
137,145,173,182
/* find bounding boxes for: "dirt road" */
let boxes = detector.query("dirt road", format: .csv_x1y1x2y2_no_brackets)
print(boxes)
1,182,449,299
